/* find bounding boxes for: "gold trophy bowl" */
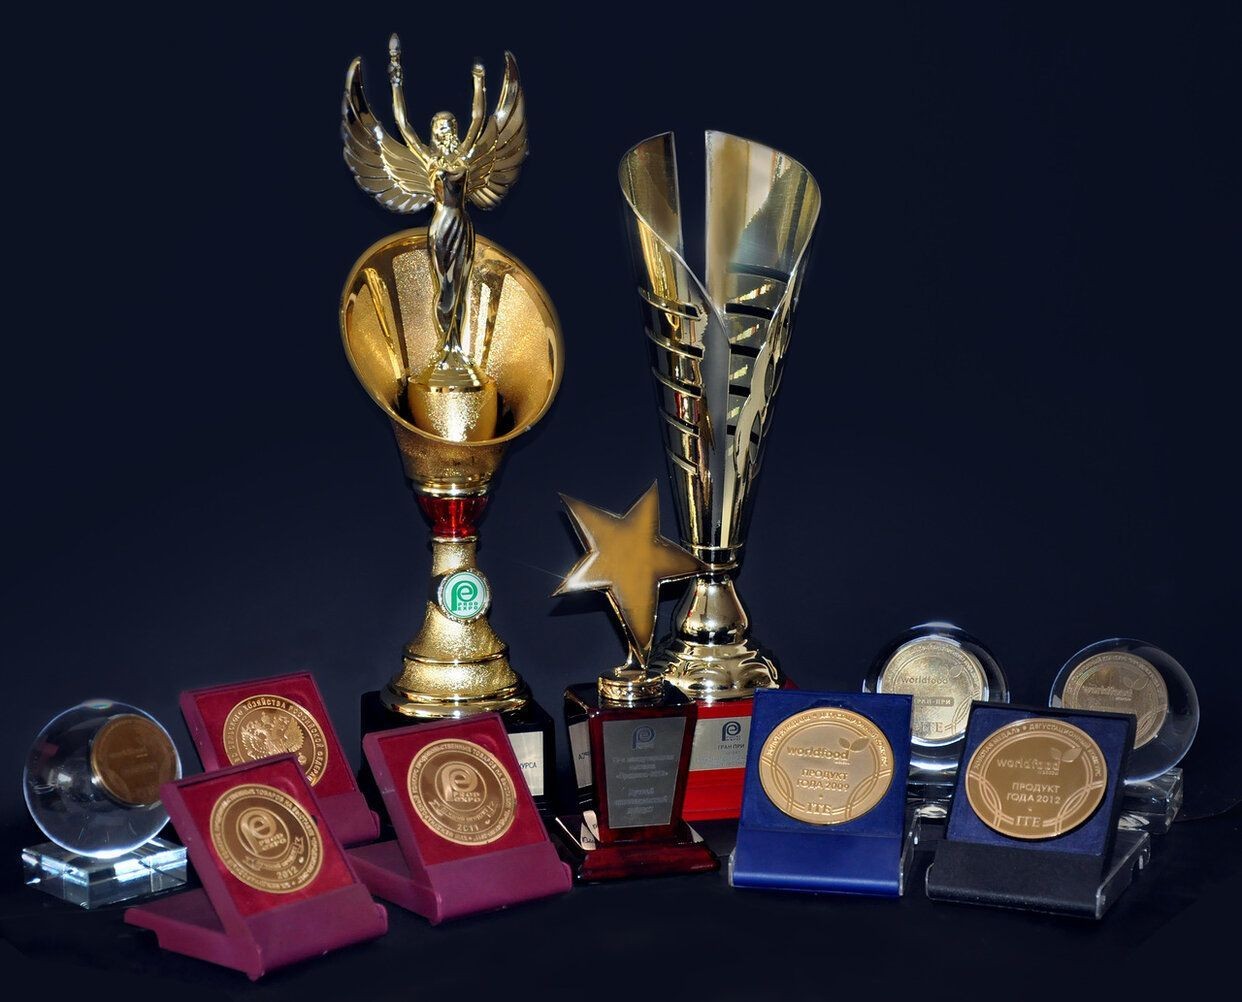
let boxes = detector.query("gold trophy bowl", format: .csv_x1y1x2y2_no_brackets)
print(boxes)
340,227,562,718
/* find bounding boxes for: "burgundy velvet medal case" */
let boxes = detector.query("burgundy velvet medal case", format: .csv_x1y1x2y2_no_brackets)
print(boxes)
349,713,572,923
125,756,387,979
181,671,380,846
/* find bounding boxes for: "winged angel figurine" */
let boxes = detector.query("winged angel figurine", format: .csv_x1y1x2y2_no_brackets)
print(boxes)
342,36,528,440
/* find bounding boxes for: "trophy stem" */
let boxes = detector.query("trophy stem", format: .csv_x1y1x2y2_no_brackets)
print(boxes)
650,571,782,700
381,502,530,719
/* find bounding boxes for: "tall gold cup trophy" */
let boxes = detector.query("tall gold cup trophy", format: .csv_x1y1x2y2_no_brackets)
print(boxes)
620,131,821,820
339,37,562,811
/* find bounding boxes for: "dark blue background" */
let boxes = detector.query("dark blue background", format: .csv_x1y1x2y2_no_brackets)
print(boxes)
3,3,1239,996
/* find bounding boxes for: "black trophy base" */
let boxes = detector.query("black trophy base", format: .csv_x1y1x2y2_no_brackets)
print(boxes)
553,811,719,883
359,690,556,823
925,828,1151,919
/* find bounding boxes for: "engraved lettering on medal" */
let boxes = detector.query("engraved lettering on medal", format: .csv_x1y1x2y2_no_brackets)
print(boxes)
758,708,893,826
1061,652,1168,749
210,784,323,893
407,739,517,846
878,637,987,745
965,718,1107,839
222,695,330,786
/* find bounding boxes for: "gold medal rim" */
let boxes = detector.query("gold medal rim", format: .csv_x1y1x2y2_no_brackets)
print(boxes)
757,707,894,826
1062,651,1169,749
221,694,331,785
406,738,517,847
878,637,987,746
209,782,324,894
90,713,179,807
964,718,1108,841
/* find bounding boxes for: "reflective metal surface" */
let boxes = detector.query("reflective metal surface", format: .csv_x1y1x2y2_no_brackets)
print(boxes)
619,131,821,699
340,39,560,719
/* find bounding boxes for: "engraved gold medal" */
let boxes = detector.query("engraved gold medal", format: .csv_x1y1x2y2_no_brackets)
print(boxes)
878,637,986,746
758,707,893,825
210,783,323,893
222,695,330,785
965,718,1108,839
407,739,516,846
91,714,179,807
1061,651,1168,748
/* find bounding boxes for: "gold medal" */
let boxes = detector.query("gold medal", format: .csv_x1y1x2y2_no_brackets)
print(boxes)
222,695,330,785
90,713,179,807
407,739,516,846
210,783,323,893
1061,651,1168,748
879,637,986,745
965,718,1108,839
758,707,894,825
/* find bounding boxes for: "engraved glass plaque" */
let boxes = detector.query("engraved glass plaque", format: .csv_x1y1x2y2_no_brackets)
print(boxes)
601,716,687,829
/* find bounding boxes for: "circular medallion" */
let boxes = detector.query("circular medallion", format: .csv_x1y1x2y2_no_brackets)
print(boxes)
222,695,330,785
1061,651,1168,749
90,713,179,807
878,637,986,746
437,569,491,622
210,783,323,893
407,739,516,846
757,707,894,825
965,718,1108,840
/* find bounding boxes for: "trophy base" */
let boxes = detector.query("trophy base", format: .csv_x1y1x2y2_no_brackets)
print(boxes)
359,690,555,820
678,678,798,822
651,636,783,699
553,811,719,883
23,838,187,909
1119,768,1183,834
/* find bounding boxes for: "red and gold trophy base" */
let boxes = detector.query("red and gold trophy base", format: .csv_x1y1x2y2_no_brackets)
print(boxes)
681,678,798,822
125,756,387,980
349,714,571,923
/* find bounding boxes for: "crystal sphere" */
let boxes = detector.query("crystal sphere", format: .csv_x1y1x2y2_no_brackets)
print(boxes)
23,700,181,859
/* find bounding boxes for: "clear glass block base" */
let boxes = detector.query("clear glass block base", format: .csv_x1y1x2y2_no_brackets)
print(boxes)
22,837,187,909
1119,768,1183,834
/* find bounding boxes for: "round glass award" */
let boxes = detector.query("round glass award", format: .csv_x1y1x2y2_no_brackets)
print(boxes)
24,700,182,859
1050,638,1198,783
864,622,1009,777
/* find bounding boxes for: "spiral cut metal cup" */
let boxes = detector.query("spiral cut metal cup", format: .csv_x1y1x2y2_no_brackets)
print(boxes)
619,131,820,699
340,228,562,717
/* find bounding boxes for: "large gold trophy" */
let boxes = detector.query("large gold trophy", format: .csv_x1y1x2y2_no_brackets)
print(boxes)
338,37,562,805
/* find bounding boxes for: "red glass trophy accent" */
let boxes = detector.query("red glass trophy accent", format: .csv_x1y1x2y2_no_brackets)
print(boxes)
125,756,387,980
416,494,489,539
348,714,571,922
181,672,380,846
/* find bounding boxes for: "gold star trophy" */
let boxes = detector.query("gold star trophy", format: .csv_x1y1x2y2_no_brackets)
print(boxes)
339,37,562,808
552,485,720,881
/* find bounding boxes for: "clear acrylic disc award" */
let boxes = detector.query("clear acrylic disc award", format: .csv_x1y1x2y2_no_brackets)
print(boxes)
22,699,187,908
1051,638,1198,833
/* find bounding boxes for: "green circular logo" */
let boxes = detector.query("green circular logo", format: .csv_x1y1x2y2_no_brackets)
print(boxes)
438,570,490,622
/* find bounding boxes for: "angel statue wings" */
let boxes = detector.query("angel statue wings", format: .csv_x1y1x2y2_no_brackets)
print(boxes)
341,36,528,441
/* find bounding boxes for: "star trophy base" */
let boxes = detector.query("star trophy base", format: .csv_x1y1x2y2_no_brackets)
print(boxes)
359,691,555,820
1119,768,1183,834
23,838,187,909
553,811,718,883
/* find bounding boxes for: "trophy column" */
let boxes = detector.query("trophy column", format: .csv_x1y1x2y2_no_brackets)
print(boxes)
340,43,561,817
619,130,822,821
